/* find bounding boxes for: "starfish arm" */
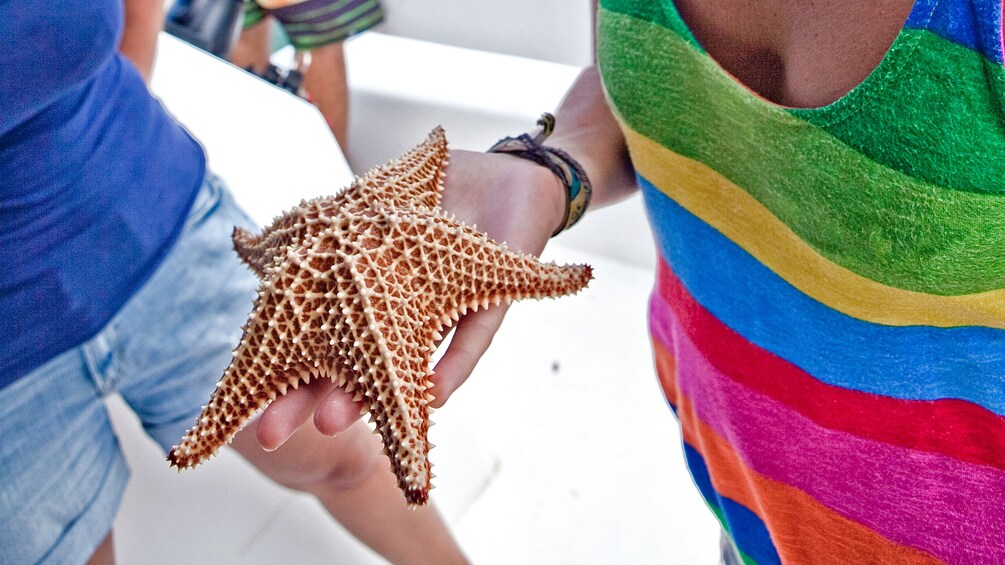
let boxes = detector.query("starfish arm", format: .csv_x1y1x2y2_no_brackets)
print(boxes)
231,199,337,276
232,226,271,277
404,213,593,323
344,127,448,212
167,302,304,468
233,127,448,275
346,252,437,505
168,252,336,469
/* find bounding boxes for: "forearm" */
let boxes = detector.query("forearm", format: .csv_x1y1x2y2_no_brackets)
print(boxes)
119,0,164,83
547,65,637,212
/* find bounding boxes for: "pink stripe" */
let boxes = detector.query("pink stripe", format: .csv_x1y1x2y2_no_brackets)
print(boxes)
653,293,1005,562
649,292,676,352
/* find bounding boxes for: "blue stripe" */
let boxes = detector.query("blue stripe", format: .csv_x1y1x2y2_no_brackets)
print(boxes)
906,0,1004,64
684,443,782,565
639,175,1005,415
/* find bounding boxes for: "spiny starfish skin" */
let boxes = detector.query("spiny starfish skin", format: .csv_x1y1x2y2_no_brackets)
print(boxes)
167,127,593,505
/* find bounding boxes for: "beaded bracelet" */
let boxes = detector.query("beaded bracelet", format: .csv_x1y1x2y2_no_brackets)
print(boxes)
487,113,593,237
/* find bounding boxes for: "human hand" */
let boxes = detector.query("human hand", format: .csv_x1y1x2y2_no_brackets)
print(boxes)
254,148,565,450
430,149,566,407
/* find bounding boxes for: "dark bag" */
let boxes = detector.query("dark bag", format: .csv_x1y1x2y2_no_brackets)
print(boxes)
165,0,247,58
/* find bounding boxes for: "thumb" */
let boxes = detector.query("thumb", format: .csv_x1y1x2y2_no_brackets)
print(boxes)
430,303,509,407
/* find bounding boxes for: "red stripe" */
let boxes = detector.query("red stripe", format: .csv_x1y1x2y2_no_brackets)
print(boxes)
655,260,1005,471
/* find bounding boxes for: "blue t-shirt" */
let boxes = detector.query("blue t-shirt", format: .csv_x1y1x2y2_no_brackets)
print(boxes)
0,2,207,387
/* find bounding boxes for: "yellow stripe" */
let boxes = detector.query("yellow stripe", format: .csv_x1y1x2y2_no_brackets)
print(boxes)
623,125,1005,329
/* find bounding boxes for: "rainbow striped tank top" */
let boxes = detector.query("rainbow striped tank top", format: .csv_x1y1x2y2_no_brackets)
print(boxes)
597,1,1005,562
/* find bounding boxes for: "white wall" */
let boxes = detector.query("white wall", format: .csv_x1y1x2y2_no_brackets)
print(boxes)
374,0,594,67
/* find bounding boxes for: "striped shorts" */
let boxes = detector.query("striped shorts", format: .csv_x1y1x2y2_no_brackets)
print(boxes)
244,0,384,50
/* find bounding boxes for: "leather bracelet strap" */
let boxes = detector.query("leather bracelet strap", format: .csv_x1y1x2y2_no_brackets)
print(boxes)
487,113,593,237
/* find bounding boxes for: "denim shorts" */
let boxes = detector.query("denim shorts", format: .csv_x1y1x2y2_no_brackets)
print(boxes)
0,174,260,564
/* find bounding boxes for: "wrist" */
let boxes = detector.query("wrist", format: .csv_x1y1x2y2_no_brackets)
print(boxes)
487,113,593,237
507,156,568,238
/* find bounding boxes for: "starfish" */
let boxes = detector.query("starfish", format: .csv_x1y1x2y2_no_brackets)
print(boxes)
167,127,593,504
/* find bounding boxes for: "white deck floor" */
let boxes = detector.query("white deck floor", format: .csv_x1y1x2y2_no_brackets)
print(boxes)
108,33,720,564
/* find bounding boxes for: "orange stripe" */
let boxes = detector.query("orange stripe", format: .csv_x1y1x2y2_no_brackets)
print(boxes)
652,339,678,407
651,340,944,565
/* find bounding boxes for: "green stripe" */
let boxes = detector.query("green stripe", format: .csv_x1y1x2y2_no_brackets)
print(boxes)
288,9,382,49
282,0,371,32
792,32,1005,196
283,0,358,22
599,9,1005,295
243,2,267,29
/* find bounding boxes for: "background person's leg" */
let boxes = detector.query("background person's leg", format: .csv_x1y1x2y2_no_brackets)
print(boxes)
230,12,274,74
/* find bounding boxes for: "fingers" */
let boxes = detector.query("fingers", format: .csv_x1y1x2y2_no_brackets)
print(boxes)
314,385,365,436
257,375,364,451
256,378,335,451
256,380,328,451
430,303,509,408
